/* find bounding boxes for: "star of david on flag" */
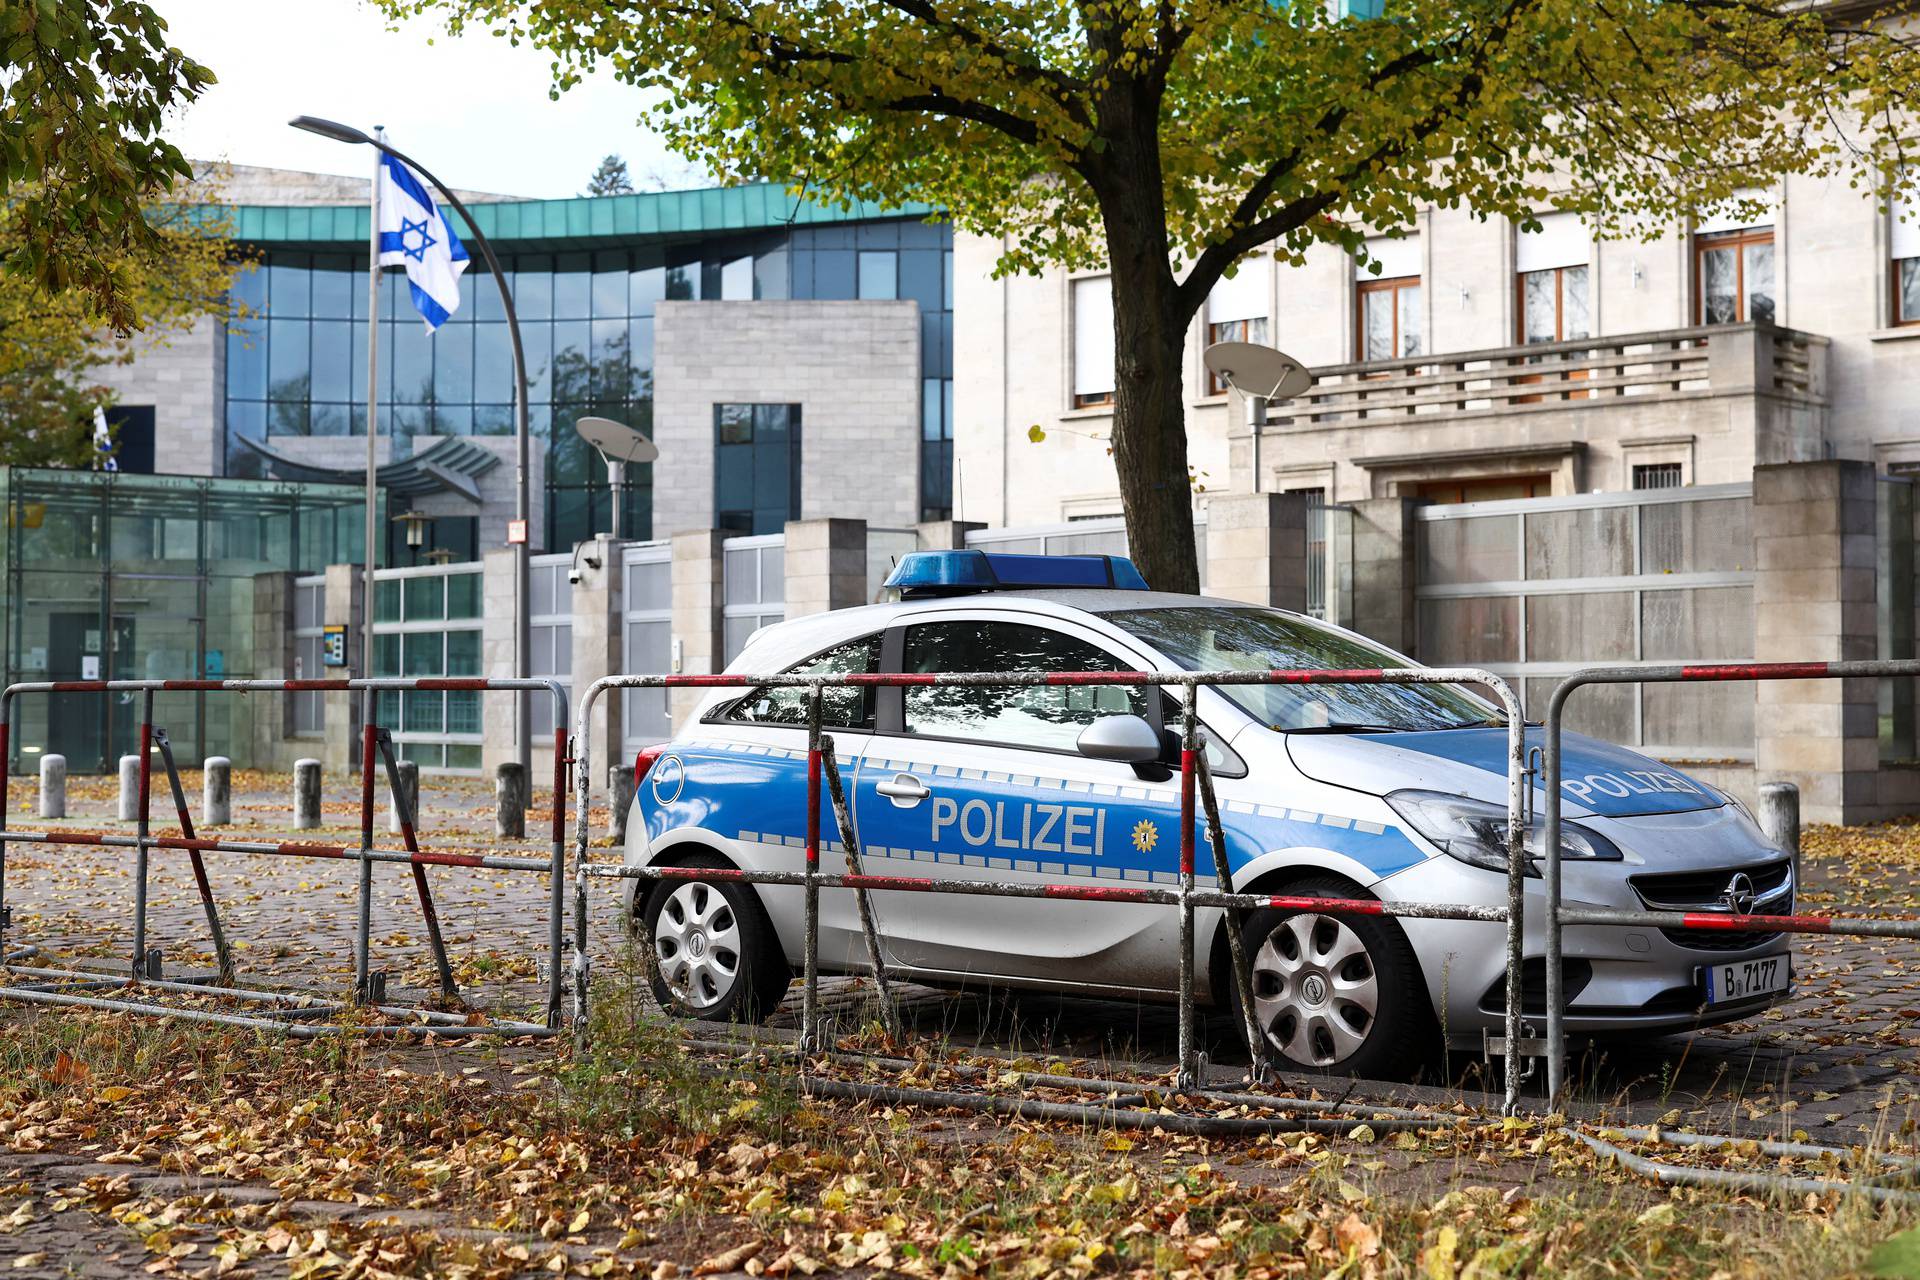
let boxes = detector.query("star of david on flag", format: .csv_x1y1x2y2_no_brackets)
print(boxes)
377,152,469,331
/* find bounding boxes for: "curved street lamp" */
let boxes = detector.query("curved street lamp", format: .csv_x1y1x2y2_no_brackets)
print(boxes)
288,115,534,780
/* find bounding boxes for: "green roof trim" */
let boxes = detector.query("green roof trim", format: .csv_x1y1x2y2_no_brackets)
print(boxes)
228,181,940,250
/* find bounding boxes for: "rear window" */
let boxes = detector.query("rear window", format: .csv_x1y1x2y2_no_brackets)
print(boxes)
724,635,881,729
1103,606,1495,732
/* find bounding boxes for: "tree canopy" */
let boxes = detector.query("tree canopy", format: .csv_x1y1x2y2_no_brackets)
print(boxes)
2,0,215,335
0,179,243,469
379,0,1920,589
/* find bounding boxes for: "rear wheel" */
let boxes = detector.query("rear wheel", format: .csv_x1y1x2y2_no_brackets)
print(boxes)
1234,875,1432,1080
640,857,790,1022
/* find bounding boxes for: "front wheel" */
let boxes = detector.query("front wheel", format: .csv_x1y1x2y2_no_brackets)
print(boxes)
1234,876,1433,1080
640,860,790,1022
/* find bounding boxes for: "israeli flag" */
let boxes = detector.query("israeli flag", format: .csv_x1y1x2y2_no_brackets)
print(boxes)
377,152,470,331
92,406,117,472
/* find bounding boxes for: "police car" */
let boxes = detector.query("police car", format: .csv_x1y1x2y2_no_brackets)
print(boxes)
624,550,1791,1078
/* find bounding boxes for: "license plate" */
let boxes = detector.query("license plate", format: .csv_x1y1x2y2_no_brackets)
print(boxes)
1701,956,1791,1005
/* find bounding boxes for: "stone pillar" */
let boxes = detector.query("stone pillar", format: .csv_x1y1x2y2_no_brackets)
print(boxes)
202,757,232,827
117,755,141,821
387,758,420,835
480,546,520,775
321,562,364,778
916,520,986,550
1348,497,1420,654
293,758,322,830
670,530,726,731
784,518,869,619
1203,492,1311,611
495,762,528,838
569,534,625,805
38,754,66,819
1751,460,1878,825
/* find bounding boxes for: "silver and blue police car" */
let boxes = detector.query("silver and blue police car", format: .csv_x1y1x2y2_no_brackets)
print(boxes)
623,550,1791,1078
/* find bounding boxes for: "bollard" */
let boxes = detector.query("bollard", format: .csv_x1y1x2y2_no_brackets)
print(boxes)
607,762,635,843
293,758,322,830
495,762,528,839
1758,781,1801,882
38,754,67,819
118,754,142,821
387,758,420,835
202,756,232,827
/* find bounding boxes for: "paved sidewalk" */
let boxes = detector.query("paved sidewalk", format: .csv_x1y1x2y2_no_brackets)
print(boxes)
4,771,1918,1145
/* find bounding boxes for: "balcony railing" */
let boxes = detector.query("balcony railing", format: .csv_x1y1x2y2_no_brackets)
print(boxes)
1270,322,1827,429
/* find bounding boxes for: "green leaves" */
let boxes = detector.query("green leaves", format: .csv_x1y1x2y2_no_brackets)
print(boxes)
1,0,214,333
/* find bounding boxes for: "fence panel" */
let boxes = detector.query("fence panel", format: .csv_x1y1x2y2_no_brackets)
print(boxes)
721,534,785,663
1413,484,1755,756
622,541,672,758
371,564,486,773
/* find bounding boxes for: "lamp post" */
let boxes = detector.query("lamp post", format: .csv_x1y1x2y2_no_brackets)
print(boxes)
289,116,534,781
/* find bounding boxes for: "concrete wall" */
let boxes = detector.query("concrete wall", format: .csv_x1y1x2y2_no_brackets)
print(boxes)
90,313,226,478
652,300,923,538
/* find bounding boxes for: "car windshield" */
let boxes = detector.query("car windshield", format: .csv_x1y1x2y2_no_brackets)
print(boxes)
1102,606,1497,733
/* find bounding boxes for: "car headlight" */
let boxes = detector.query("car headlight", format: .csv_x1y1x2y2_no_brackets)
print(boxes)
1384,789,1623,876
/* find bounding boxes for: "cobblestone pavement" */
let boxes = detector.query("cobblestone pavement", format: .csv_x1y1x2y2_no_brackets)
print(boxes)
4,770,1919,1152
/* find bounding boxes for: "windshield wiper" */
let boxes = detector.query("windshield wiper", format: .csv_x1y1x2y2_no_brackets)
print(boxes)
1434,716,1511,730
1279,722,1406,734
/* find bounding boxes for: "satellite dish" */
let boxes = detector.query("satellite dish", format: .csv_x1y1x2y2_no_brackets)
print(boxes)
575,416,659,465
1202,342,1313,403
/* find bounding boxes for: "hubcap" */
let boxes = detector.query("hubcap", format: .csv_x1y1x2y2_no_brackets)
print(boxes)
1250,913,1380,1067
653,882,741,1010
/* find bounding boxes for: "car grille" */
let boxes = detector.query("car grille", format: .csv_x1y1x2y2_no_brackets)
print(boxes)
1629,858,1793,952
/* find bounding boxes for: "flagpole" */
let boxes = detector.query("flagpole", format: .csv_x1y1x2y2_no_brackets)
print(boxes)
364,128,383,704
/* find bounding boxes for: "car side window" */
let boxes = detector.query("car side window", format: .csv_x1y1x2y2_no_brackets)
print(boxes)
726,635,880,729
900,620,1149,752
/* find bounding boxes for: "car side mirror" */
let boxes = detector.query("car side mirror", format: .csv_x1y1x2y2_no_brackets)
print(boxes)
1077,714,1164,765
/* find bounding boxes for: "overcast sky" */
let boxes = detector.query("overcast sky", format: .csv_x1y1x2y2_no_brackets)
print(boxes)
153,0,709,199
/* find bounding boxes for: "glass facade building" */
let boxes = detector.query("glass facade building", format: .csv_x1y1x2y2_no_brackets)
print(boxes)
222,188,953,550
1,467,370,773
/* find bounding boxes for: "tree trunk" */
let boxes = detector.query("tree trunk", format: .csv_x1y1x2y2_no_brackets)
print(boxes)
1101,194,1200,595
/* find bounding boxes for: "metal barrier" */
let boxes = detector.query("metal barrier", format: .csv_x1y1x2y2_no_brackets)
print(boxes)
0,677,569,1036
1541,659,1920,1105
573,665,1535,1113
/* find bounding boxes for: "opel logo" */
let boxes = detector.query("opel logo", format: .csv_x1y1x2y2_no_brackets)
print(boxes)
1720,873,1757,916
1300,974,1328,1006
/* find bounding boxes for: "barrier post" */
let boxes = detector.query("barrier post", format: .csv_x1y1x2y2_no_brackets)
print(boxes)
354,689,378,1003
0,692,10,964
801,686,823,1053
374,729,459,1004
132,688,154,978
551,715,569,1030
1500,681,1526,1117
1176,683,1199,1090
818,734,902,1042
1196,749,1268,1081
1543,684,1570,1108
152,727,235,986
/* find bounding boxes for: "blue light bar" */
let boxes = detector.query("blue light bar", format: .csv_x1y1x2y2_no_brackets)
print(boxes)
883,550,1151,597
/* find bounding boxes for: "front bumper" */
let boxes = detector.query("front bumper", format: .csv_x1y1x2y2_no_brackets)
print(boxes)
1383,854,1794,1040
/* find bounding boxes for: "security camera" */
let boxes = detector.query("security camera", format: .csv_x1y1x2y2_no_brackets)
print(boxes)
567,568,583,586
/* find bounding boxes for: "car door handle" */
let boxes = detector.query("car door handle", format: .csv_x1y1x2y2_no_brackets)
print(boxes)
875,773,930,805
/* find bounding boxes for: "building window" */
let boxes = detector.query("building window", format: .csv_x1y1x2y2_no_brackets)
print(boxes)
1695,226,1775,325
1357,277,1422,361
1515,213,1591,345
291,578,327,736
714,403,802,535
1205,264,1270,394
1895,166,1919,326
857,250,897,300
1633,462,1684,490
1072,276,1114,408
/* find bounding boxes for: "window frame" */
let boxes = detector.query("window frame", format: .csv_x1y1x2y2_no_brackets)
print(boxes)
1070,275,1115,409
1515,264,1591,345
1355,275,1421,362
1693,226,1775,326
709,632,885,732
1895,254,1920,327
